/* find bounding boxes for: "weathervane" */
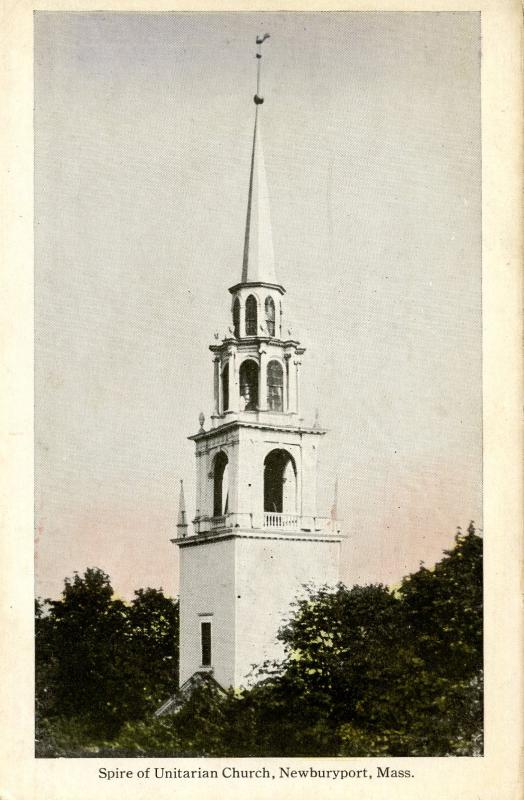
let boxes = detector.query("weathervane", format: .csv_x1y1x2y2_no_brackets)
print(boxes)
254,33,270,105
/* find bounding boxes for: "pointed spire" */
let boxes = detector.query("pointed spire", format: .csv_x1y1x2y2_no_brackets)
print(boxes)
241,35,277,286
177,479,189,537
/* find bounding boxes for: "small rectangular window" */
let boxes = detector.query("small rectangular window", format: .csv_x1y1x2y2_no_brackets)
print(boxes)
201,621,212,667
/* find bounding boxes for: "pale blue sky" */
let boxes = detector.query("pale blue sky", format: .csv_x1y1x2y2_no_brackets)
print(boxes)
35,11,481,599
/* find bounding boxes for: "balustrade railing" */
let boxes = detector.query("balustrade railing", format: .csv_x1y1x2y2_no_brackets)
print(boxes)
263,512,299,529
191,513,341,536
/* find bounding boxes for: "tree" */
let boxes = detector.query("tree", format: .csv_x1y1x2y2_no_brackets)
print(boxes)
394,522,483,754
35,568,179,749
35,568,128,738
399,522,483,678
123,588,180,716
236,583,408,755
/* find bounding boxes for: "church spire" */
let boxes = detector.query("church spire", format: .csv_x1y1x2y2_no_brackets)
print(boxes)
241,34,277,286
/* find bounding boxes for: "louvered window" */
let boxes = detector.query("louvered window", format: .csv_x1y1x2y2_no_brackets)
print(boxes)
233,298,240,338
265,296,275,336
245,295,257,336
267,360,284,412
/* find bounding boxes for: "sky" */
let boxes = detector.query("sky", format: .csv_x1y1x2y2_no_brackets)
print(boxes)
34,11,482,600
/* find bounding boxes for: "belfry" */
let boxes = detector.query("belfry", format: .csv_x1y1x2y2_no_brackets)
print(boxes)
174,36,343,690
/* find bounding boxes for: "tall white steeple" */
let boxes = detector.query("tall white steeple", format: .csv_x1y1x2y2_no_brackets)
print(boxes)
172,36,343,693
242,35,277,285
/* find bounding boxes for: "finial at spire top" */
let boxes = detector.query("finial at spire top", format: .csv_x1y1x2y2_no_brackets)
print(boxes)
254,33,270,105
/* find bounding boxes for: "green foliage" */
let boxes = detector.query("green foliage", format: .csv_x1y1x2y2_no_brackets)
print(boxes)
121,587,180,717
239,674,340,755
111,717,185,756
399,522,483,678
278,583,405,723
35,715,114,757
35,568,179,751
111,684,249,757
35,524,483,757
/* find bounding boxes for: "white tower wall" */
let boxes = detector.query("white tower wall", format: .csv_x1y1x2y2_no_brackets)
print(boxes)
178,532,341,689
233,535,340,686
178,538,237,690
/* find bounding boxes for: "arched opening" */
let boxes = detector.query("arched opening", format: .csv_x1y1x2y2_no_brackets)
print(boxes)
267,360,284,412
232,297,240,338
221,363,229,412
265,296,275,337
264,449,297,514
245,295,257,336
239,359,258,411
213,451,229,517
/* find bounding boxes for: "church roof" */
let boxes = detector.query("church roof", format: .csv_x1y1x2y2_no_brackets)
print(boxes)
154,671,226,717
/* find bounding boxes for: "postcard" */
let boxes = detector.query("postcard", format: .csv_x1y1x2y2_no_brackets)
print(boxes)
1,1,521,799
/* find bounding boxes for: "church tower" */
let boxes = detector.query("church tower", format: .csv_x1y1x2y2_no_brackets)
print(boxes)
174,35,343,690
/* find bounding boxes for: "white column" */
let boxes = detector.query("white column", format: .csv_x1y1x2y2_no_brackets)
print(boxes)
218,359,223,414
294,359,302,417
258,346,267,410
213,357,220,415
284,353,291,412
228,345,239,412
239,298,246,339
288,354,297,414
228,440,238,515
